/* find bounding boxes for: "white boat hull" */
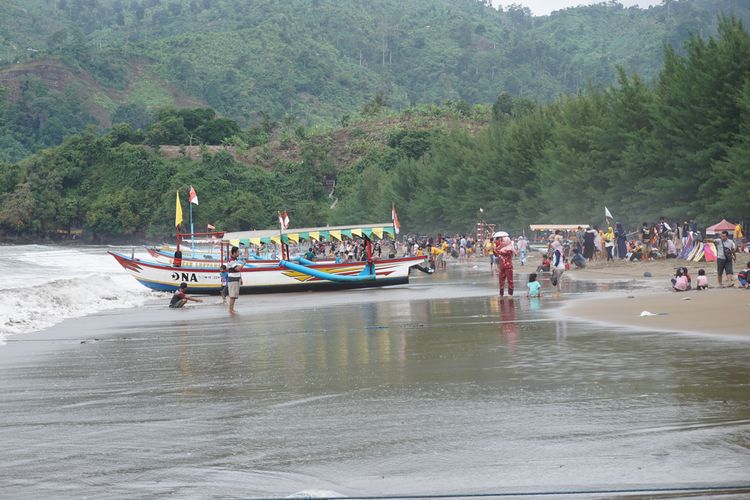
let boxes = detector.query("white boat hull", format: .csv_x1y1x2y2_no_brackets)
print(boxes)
110,252,426,294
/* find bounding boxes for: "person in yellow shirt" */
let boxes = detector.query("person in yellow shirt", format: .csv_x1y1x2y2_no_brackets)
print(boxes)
484,238,497,272
735,223,744,253
432,239,447,270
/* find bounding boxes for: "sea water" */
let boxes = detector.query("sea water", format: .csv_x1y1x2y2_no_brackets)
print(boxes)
0,245,156,342
0,262,748,497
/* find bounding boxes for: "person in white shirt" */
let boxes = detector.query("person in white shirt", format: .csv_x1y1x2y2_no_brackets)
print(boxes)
227,246,243,313
714,231,736,287
517,236,528,266
551,240,565,292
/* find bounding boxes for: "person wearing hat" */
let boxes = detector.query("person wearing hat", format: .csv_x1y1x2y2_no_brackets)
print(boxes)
494,236,515,297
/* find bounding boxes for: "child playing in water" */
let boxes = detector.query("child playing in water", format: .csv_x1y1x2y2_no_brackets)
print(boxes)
526,273,541,298
696,269,709,290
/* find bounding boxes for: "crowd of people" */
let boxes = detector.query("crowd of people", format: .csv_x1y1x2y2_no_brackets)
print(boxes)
167,219,748,308
398,218,748,297
546,219,747,264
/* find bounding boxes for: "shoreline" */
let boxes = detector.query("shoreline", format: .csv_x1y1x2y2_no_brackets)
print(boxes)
0,271,494,347
5,252,749,346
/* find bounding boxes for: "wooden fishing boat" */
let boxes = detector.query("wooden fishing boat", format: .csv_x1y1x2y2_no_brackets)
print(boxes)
111,223,429,293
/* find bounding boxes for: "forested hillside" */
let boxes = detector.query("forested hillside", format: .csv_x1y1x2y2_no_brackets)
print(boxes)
1,0,750,161
1,17,749,240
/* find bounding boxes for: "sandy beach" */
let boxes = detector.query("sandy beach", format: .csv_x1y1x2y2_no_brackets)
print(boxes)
560,256,750,338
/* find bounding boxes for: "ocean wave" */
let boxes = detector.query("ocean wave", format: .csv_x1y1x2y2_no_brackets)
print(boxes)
0,272,157,344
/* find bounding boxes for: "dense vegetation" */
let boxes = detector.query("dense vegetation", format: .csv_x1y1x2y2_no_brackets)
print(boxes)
1,17,749,240
2,0,750,161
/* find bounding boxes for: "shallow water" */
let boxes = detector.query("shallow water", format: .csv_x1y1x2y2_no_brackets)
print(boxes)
0,264,748,498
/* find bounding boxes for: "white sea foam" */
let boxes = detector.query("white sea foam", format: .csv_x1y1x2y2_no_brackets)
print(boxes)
0,245,157,343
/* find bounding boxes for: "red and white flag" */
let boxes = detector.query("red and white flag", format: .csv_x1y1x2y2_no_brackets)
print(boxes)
391,203,400,235
188,186,199,205
207,223,216,230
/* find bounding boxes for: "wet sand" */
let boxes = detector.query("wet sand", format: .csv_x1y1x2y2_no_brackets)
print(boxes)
1,264,749,497
562,288,750,338
562,257,750,338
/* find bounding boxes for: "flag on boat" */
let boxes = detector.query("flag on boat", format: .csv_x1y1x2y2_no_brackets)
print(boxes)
175,191,183,228
189,186,199,205
392,203,400,234
207,223,216,230
605,206,613,219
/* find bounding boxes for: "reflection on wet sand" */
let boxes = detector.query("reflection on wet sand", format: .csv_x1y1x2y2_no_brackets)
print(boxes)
498,298,518,349
0,265,748,497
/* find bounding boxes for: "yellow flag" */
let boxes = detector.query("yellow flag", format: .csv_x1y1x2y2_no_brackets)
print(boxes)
175,191,183,228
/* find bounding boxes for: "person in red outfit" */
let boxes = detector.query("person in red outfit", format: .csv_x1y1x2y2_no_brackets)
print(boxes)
494,236,515,297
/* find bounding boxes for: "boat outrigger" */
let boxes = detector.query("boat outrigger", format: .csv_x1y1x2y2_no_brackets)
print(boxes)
110,223,428,294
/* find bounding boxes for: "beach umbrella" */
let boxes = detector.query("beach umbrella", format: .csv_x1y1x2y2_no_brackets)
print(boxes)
705,219,735,235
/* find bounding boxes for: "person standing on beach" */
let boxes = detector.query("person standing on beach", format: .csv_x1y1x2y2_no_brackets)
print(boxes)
734,223,744,253
494,236,515,297
485,238,496,272
604,226,615,261
641,223,651,257
681,220,690,248
574,226,584,254
551,240,565,292
227,246,243,313
583,226,596,260
517,236,528,266
219,265,228,304
715,231,736,287
615,223,627,259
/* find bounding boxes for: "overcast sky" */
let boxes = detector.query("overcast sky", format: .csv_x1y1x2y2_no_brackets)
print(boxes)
493,0,662,16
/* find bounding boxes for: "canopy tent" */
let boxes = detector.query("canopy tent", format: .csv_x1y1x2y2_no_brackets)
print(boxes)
705,219,736,235
529,224,590,232
222,223,396,247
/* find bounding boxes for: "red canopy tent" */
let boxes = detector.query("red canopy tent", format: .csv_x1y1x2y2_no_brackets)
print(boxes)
705,219,736,235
